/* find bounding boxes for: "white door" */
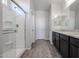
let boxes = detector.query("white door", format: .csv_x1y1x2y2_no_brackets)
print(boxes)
36,11,49,40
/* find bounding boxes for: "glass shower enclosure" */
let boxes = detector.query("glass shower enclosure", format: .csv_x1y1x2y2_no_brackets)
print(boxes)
2,0,26,58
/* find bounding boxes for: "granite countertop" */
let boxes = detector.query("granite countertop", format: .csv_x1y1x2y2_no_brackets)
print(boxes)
53,30,79,39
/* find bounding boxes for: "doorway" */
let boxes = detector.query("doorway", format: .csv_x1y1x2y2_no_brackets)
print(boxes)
35,11,49,40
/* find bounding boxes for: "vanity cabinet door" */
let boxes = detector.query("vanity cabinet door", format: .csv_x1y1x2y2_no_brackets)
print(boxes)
55,33,60,51
70,37,79,58
60,34,69,58
52,32,56,46
70,44,79,58
60,39,69,58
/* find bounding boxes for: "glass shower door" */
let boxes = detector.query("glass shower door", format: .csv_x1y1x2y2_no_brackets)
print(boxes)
2,0,26,58
2,1,16,57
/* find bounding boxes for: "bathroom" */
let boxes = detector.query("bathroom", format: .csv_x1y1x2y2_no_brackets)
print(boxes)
0,0,79,58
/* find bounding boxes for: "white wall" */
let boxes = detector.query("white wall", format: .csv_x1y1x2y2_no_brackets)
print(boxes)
25,0,36,49
35,10,49,40
25,13,34,49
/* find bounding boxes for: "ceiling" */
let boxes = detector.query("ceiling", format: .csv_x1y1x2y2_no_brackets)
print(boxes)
14,0,66,12
14,0,51,11
33,0,51,11
33,0,66,11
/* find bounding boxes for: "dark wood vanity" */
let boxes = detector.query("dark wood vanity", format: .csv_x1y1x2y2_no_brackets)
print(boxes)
52,31,79,58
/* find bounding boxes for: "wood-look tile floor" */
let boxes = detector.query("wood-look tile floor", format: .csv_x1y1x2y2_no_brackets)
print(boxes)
21,39,62,58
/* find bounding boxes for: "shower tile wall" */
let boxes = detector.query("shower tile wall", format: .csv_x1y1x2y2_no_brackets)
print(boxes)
2,4,16,57
3,33,16,53
0,0,3,57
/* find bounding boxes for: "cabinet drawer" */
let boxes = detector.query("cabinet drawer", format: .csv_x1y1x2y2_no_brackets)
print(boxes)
60,34,69,41
56,33,60,37
70,37,79,47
